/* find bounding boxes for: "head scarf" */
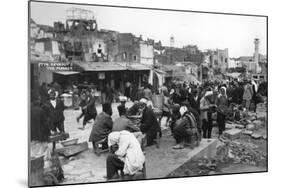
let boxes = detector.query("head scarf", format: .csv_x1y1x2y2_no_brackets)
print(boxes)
119,96,127,102
204,91,213,97
108,131,132,147
251,80,258,92
221,86,227,95
147,100,154,108
139,98,148,105
219,86,227,98
179,106,188,116
108,131,121,147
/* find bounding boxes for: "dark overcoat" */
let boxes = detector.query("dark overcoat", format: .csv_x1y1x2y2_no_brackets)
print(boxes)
89,112,113,143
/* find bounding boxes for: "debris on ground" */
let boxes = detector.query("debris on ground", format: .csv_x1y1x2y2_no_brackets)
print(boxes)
168,101,267,177
217,136,267,166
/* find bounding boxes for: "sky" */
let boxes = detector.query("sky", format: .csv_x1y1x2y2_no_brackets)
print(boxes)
30,1,267,58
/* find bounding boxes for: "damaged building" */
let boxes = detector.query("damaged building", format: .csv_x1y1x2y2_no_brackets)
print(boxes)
30,7,161,95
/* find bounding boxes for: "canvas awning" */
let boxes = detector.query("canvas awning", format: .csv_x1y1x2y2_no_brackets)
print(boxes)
73,61,127,71
54,71,80,75
30,51,54,62
72,61,151,72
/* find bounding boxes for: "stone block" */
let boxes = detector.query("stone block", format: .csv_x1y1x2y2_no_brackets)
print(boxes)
223,129,242,140
246,124,256,131
243,130,253,135
49,132,70,142
249,116,257,121
253,120,263,127
226,123,235,129
257,113,267,120
235,124,244,129
251,133,262,139
246,120,252,124
56,142,88,157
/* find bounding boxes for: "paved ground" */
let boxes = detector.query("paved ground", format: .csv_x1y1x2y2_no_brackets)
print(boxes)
58,102,219,184
59,102,173,184
62,101,171,146
57,101,267,184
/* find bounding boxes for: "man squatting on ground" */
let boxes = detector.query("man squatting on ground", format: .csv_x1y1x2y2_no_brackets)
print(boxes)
89,103,113,150
172,104,200,149
106,131,145,180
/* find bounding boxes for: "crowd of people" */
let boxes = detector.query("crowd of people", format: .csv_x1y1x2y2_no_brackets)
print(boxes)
30,78,267,182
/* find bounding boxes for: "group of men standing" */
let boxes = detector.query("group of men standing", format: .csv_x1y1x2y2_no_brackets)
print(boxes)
30,84,66,186
166,78,265,147
31,85,66,143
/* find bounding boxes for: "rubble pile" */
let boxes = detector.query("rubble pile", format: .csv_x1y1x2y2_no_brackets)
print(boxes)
216,139,267,167
167,157,219,177
225,101,267,140
196,158,219,175
168,101,267,177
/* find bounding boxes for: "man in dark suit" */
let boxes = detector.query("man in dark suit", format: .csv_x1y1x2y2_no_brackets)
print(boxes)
81,89,97,129
31,91,50,142
43,89,65,133
188,87,201,114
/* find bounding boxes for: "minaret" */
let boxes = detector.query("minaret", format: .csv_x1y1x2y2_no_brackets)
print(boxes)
254,38,260,73
170,35,174,48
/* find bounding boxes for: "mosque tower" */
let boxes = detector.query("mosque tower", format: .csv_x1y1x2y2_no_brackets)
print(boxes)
254,38,260,73
170,34,175,48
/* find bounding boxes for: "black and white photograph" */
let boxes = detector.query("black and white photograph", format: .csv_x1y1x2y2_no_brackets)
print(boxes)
28,1,268,187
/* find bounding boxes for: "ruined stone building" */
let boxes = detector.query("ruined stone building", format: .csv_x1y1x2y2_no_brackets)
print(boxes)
154,44,204,66
30,8,160,94
204,48,229,75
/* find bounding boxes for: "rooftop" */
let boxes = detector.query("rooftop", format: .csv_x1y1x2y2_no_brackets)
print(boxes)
73,61,151,72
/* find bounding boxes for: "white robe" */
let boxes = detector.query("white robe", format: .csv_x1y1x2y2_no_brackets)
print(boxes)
108,131,145,175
